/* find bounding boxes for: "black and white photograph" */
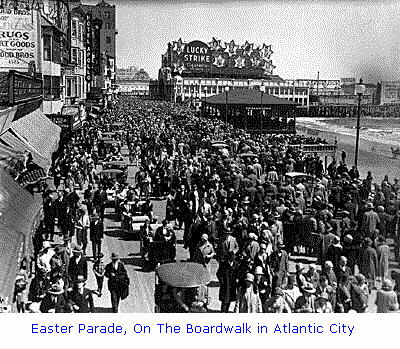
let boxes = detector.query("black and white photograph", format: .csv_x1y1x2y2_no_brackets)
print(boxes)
1,0,400,314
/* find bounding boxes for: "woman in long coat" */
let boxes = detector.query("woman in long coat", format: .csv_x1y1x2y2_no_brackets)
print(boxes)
358,238,378,288
234,273,263,313
376,236,390,280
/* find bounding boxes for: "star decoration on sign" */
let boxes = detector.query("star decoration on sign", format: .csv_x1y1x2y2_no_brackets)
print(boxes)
234,56,246,69
259,44,273,59
173,61,185,75
261,59,275,74
242,41,254,56
251,56,261,67
213,54,226,68
209,37,223,52
225,40,238,56
172,38,185,55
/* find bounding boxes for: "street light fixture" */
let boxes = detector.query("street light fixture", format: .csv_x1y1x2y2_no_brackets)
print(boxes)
260,84,266,135
354,78,366,167
225,86,229,124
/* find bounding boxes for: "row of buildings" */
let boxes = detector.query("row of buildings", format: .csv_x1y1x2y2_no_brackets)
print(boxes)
0,0,118,299
0,0,118,124
148,38,400,118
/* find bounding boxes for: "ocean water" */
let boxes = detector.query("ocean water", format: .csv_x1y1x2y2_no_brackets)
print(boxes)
297,118,400,150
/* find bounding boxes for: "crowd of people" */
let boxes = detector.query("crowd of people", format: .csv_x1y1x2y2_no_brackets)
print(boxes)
7,96,400,313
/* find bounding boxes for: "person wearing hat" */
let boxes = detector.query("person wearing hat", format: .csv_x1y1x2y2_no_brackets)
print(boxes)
305,264,320,289
315,292,333,313
375,279,399,313
294,283,316,313
93,253,105,297
90,212,104,260
39,284,71,313
218,227,239,262
360,201,380,240
350,274,369,313
270,242,288,291
359,237,378,290
264,287,292,313
234,273,262,313
253,266,270,303
68,244,88,284
105,253,130,313
377,235,390,281
192,233,215,269
325,235,343,272
69,276,94,313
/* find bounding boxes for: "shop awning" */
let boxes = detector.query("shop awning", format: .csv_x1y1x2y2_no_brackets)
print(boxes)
0,168,42,298
0,109,61,171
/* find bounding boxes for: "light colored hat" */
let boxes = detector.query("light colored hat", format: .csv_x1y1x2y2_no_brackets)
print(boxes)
42,241,52,249
48,284,63,295
201,233,209,240
244,273,255,283
248,233,258,240
366,202,374,209
319,292,329,300
254,266,264,275
72,244,83,253
382,279,394,291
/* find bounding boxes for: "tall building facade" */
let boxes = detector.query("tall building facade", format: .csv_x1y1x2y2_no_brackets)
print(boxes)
70,0,118,105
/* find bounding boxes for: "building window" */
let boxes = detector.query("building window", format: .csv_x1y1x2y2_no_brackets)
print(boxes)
66,78,72,97
106,36,111,44
78,24,83,41
43,35,51,61
72,19,78,37
71,48,78,64
44,76,61,100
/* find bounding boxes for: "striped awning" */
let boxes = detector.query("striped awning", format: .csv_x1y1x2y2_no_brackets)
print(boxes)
0,109,61,171
17,168,48,187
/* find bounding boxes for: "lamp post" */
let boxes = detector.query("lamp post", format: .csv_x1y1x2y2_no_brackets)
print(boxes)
260,84,265,135
354,78,366,167
225,86,229,124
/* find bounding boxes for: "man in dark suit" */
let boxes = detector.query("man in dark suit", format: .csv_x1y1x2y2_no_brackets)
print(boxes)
218,227,239,264
43,193,56,241
69,276,94,313
40,284,71,313
68,244,88,284
90,213,104,260
105,253,129,313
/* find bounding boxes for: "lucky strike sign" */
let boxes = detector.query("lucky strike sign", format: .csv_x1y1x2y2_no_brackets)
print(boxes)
168,37,275,78
181,41,212,69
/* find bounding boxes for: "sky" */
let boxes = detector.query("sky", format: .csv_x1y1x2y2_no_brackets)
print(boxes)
88,0,400,82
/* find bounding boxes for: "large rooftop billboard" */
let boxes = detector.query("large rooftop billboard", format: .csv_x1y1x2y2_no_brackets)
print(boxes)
163,37,276,79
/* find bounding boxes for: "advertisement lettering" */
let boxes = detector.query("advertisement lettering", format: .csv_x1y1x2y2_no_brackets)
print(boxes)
0,8,38,71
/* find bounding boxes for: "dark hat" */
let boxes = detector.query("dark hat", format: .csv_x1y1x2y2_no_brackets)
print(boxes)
111,252,119,260
48,284,63,295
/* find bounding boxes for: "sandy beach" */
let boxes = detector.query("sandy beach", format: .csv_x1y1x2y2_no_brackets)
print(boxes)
297,117,400,181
